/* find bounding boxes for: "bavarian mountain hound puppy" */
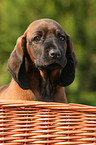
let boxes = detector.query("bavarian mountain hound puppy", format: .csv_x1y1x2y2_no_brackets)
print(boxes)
0,19,77,103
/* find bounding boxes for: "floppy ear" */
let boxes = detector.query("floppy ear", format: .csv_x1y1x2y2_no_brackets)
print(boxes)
58,35,77,87
7,35,29,89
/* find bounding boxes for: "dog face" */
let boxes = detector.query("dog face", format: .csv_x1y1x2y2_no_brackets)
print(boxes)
26,19,67,70
7,19,77,89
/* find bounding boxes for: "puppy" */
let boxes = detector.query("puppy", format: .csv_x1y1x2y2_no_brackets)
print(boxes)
0,19,77,103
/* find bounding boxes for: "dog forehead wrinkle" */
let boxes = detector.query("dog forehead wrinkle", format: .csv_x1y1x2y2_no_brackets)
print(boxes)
33,25,57,34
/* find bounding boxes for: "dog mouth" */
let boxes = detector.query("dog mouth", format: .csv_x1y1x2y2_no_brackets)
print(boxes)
37,62,64,70
36,58,67,70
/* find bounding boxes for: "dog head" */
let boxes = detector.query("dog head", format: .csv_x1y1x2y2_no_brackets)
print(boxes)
7,19,77,89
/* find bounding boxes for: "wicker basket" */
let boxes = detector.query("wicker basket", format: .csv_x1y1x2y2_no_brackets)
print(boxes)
0,100,96,145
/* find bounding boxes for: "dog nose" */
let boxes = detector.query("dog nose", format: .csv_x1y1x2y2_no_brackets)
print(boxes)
49,49,61,58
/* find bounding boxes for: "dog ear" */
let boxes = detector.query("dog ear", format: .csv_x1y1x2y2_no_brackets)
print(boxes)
7,35,29,89
58,35,77,87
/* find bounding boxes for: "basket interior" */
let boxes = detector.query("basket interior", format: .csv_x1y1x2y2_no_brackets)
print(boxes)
0,100,96,144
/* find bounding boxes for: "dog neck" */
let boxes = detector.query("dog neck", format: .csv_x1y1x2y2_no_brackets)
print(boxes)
27,63,61,102
39,69,61,102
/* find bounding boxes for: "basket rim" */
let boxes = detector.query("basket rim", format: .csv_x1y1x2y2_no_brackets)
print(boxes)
0,99,96,109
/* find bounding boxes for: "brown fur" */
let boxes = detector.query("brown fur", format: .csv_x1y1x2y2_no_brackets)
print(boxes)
0,19,77,103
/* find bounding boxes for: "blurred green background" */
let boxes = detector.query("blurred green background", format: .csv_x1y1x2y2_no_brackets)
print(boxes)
0,0,96,106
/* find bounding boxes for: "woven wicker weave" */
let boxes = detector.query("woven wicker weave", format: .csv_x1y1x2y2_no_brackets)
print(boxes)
0,100,96,145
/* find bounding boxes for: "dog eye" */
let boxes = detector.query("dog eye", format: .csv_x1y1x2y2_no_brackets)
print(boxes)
59,35,65,41
58,33,65,41
33,35,41,42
